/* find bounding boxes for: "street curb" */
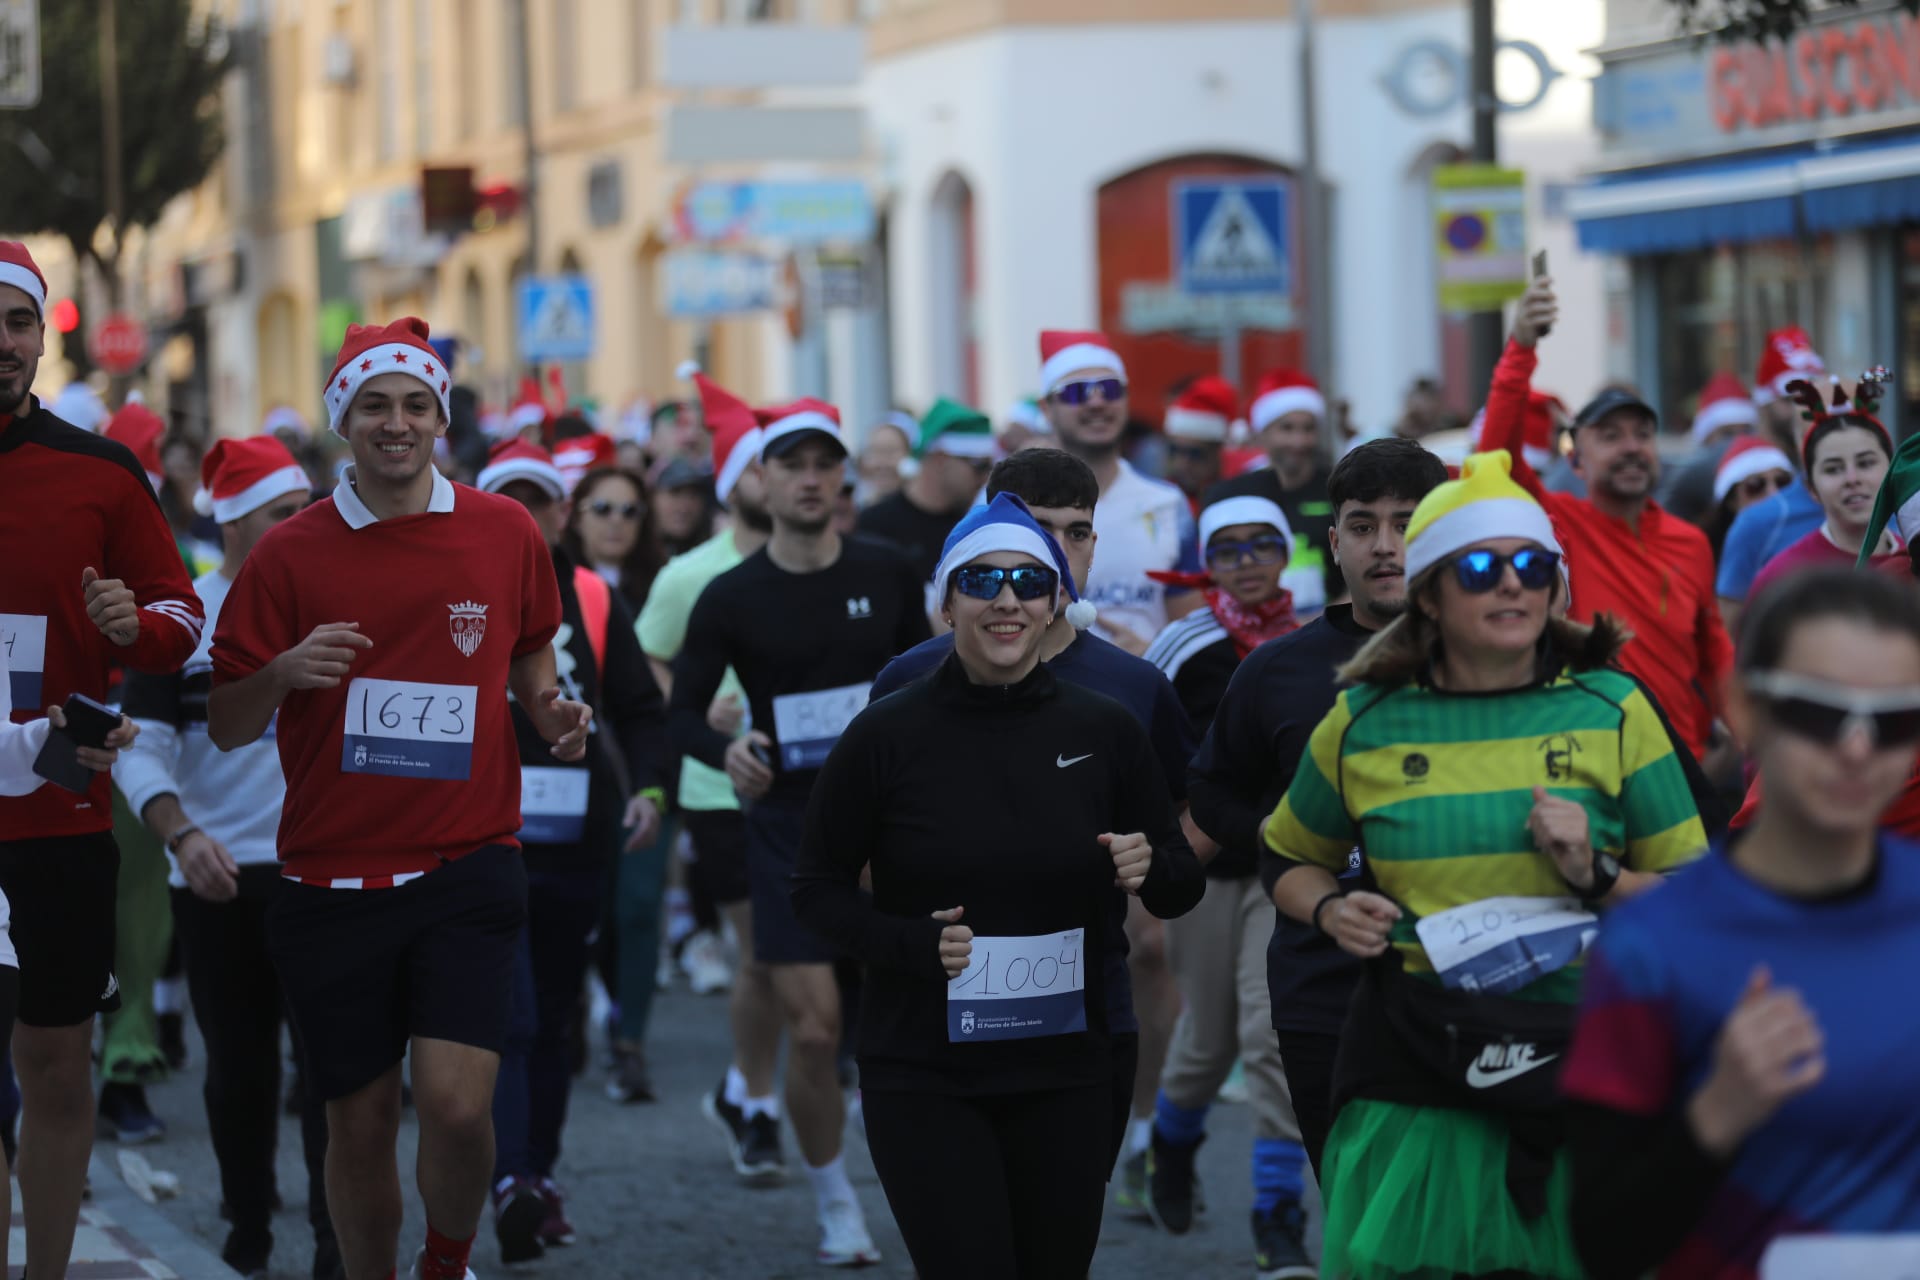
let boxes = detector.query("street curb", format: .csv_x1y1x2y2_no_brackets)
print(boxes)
85,1148,236,1280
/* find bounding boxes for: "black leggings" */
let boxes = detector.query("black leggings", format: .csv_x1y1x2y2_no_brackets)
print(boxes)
1275,1026,1340,1179
864,1084,1110,1279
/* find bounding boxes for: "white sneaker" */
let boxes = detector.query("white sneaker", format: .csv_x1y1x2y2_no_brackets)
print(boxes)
409,1246,478,1279
816,1198,881,1268
683,930,733,996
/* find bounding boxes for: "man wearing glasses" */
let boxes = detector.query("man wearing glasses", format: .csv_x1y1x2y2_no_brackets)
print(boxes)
1037,330,1202,657
1162,376,1239,512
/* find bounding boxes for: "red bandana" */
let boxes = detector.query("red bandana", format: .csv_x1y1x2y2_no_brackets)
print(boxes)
1146,570,1300,656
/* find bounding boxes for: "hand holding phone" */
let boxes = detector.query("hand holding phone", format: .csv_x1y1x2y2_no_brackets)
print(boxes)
33,694,135,793
1531,251,1553,339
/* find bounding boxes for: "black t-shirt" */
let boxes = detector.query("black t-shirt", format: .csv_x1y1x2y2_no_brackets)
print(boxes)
1204,465,1343,603
855,489,962,585
792,654,1205,1096
669,533,932,803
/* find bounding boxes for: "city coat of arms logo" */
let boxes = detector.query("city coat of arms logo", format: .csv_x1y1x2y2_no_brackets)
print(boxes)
448,601,489,658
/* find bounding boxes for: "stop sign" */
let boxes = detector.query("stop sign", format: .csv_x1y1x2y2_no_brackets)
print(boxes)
89,313,148,376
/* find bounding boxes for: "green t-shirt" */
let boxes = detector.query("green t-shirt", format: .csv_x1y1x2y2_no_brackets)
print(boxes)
637,530,747,812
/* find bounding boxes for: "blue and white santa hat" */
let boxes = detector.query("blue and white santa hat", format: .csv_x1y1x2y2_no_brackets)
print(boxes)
932,492,1099,630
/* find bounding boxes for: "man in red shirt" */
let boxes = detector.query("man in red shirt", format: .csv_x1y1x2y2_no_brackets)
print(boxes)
1481,278,1733,760
0,241,204,1280
209,318,590,1280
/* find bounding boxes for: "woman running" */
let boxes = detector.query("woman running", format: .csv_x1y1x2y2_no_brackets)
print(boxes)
1263,450,1708,1280
1564,566,1920,1277
792,493,1204,1279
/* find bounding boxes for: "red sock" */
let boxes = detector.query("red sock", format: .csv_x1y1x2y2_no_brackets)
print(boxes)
419,1225,474,1279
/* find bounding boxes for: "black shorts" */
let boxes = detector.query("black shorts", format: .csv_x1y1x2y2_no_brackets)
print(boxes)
267,844,526,1102
0,832,121,1027
743,798,836,966
683,809,749,906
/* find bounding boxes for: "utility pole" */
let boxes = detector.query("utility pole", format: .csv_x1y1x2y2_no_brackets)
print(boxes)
513,0,539,278
1467,0,1502,404
98,0,124,307
1296,0,1330,415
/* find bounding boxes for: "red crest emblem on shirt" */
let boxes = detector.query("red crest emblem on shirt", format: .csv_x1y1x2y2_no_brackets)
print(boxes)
448,600,489,658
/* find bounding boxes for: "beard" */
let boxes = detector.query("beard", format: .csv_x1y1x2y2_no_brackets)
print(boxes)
733,493,773,533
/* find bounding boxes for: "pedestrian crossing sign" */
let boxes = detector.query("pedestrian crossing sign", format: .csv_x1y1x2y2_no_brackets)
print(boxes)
1174,180,1291,296
517,275,596,363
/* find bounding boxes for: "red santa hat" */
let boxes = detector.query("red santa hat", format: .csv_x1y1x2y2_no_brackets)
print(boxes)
680,362,762,503
497,376,551,440
1691,373,1758,444
552,432,619,494
477,438,566,501
261,405,309,439
1713,435,1795,504
1165,376,1239,443
1038,329,1125,393
0,241,47,316
104,402,166,491
757,397,847,460
322,317,451,437
1753,327,1826,405
193,435,310,522
1249,370,1326,431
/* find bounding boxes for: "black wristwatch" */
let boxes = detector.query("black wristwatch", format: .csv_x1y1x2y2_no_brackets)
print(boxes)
1578,850,1622,905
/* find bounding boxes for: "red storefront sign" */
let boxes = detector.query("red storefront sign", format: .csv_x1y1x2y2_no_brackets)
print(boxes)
1711,13,1920,133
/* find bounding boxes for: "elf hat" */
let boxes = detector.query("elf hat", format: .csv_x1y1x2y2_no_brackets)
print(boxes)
1404,450,1562,585
194,435,310,522
758,397,847,461
678,362,762,503
1199,494,1293,553
1166,376,1239,443
1713,436,1795,503
104,403,166,492
1859,427,1920,566
1249,369,1326,432
1754,327,1826,404
552,432,619,493
932,492,1098,630
323,317,451,437
476,438,566,502
1038,330,1125,394
0,242,46,316
1692,373,1758,444
916,398,995,460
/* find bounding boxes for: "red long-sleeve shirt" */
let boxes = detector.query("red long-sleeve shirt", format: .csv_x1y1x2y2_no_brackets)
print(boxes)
0,398,205,837
1480,341,1733,759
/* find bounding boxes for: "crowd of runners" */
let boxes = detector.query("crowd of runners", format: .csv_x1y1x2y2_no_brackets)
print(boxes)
2,232,1919,1280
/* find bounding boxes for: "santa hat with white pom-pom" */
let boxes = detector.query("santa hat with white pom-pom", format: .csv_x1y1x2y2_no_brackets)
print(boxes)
678,361,762,503
194,435,311,522
932,492,1099,631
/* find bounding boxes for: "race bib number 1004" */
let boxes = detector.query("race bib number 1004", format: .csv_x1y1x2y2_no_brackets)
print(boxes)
948,929,1087,1043
341,678,479,781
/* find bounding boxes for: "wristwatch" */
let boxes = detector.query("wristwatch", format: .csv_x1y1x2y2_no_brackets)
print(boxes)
1579,850,1622,905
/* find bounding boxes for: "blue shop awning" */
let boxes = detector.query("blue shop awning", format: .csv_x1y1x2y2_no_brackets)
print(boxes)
1569,133,1920,254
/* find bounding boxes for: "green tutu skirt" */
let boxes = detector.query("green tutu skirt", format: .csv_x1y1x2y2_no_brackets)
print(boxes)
1319,1099,1583,1280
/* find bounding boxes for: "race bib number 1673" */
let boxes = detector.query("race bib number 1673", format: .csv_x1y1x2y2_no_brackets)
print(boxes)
341,677,478,781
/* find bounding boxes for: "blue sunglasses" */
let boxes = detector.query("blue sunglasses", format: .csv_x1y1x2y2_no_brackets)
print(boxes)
1052,378,1126,407
1449,548,1561,594
952,565,1059,602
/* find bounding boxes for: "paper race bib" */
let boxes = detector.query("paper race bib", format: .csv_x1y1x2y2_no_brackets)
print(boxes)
948,929,1087,1042
1,614,46,710
771,682,869,770
519,765,591,844
1761,1236,1920,1279
1414,896,1598,997
341,678,478,781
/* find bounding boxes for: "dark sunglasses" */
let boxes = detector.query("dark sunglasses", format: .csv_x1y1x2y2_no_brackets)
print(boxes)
587,500,641,520
1448,547,1561,594
952,564,1059,602
1744,671,1920,748
1052,378,1126,407
1737,472,1791,502
1205,534,1287,570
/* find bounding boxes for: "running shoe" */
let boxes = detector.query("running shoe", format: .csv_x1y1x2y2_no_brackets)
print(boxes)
701,1079,787,1186
816,1198,882,1268
1114,1148,1151,1219
604,1046,656,1103
408,1246,478,1279
534,1177,577,1247
491,1175,547,1265
97,1082,166,1144
1253,1201,1317,1279
1145,1129,1204,1235
220,1226,272,1280
681,929,733,995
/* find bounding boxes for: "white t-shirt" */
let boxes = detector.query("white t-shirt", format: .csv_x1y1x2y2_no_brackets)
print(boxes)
1086,461,1199,646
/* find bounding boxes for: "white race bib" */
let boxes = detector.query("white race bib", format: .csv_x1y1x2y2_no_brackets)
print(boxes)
1762,1236,1920,1279
519,765,591,844
948,929,1087,1042
1414,896,1598,997
341,678,479,781
771,682,870,770
1,614,47,710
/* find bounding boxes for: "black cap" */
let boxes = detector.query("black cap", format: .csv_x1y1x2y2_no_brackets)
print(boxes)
1572,387,1657,432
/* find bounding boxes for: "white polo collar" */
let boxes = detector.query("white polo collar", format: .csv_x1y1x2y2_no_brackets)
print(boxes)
333,465,456,530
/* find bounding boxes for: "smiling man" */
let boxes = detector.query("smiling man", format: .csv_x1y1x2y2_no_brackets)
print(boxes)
208,317,589,1280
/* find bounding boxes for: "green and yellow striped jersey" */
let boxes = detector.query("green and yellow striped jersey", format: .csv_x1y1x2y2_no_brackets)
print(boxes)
1263,669,1706,1002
